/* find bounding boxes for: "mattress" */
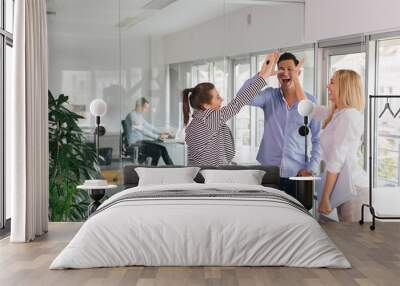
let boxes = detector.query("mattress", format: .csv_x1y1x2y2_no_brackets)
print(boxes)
50,183,350,269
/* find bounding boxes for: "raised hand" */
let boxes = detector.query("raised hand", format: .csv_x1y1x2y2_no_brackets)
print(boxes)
289,58,306,101
259,52,280,79
290,58,304,81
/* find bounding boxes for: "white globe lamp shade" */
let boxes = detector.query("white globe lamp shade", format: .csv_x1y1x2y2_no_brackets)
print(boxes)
298,99,315,117
90,99,107,117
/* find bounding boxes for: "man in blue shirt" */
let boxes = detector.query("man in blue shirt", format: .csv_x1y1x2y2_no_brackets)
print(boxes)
243,53,321,197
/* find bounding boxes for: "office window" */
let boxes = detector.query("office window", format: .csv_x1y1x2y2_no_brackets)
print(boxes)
329,53,366,81
192,64,210,86
1,0,14,228
375,38,400,187
5,0,13,32
329,52,366,169
191,61,228,99
255,55,274,147
233,60,251,147
213,60,228,103
5,44,11,220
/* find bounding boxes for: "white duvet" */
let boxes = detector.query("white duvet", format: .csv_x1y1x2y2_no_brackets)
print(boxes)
50,183,350,269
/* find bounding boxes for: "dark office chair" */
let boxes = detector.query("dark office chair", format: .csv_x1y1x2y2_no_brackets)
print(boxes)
121,120,139,162
121,120,154,165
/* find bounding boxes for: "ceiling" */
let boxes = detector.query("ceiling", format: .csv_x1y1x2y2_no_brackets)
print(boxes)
47,0,304,38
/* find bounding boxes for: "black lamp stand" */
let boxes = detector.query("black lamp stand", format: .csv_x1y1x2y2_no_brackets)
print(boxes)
298,116,310,164
295,116,314,210
93,115,106,164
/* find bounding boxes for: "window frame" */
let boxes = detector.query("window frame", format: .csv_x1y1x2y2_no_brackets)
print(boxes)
369,35,400,187
1,0,14,230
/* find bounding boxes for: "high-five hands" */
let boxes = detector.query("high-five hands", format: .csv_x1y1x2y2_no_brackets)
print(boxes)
259,52,280,80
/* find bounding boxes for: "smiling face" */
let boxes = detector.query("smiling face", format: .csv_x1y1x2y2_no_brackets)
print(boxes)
327,74,339,106
277,59,299,90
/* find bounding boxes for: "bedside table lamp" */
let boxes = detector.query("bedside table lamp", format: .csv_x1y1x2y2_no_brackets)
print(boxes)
298,99,315,164
90,99,107,163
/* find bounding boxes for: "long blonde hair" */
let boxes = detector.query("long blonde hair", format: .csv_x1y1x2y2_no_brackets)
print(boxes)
323,69,365,128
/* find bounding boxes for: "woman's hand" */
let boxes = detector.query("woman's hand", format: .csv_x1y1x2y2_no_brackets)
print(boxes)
290,58,306,101
318,198,333,215
318,171,338,215
259,52,280,79
289,58,304,82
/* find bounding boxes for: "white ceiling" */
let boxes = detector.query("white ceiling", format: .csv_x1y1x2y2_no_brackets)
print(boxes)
47,0,303,37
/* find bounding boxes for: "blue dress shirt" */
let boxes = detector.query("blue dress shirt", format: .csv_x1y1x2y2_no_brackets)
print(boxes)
124,111,160,145
242,76,321,178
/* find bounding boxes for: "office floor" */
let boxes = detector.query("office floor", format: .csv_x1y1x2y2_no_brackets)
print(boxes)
0,222,399,286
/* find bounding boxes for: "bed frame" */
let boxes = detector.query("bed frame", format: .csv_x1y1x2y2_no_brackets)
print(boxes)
122,165,313,210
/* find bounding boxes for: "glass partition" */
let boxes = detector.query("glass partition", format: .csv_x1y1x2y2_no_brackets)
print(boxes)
375,38,400,187
1,0,14,229
233,59,253,162
328,50,366,168
47,0,316,221
47,0,121,221
5,0,13,33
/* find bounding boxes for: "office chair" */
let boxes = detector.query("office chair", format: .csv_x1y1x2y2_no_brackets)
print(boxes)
121,120,153,165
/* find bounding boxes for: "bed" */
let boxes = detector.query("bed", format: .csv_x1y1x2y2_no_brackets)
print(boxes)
50,165,350,269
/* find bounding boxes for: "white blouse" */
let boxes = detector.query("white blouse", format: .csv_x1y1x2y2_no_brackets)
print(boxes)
312,106,363,173
311,106,367,207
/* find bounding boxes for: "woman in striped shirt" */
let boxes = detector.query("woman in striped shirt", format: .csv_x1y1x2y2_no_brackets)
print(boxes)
183,52,279,167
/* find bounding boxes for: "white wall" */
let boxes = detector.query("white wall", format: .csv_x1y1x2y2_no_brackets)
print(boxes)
163,4,305,64
305,0,400,41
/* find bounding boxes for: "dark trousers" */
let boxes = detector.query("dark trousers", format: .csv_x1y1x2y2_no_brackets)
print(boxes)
280,178,297,199
138,141,173,166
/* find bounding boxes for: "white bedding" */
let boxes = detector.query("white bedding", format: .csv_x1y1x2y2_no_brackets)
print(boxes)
50,183,350,269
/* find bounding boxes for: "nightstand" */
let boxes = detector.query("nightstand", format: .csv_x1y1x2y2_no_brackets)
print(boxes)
289,176,321,215
77,180,117,215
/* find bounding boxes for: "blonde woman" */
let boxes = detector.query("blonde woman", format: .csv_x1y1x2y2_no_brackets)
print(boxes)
297,69,367,222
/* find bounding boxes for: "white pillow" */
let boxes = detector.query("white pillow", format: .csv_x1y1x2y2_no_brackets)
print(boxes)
136,167,200,186
200,169,266,185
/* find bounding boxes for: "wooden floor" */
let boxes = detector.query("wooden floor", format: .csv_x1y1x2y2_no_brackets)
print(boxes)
0,222,399,286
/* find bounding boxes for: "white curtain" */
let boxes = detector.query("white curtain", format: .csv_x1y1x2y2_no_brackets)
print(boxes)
8,0,49,242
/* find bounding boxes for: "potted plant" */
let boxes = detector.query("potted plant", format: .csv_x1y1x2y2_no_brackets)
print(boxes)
48,91,99,221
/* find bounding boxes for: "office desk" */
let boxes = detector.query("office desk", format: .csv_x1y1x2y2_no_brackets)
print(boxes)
157,139,187,166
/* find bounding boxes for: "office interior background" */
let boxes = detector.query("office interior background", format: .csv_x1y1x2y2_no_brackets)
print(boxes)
1,0,400,224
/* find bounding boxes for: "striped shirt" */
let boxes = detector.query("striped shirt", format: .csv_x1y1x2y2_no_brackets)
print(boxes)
185,76,267,166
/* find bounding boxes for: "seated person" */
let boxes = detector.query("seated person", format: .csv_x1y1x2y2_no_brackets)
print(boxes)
124,97,173,166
